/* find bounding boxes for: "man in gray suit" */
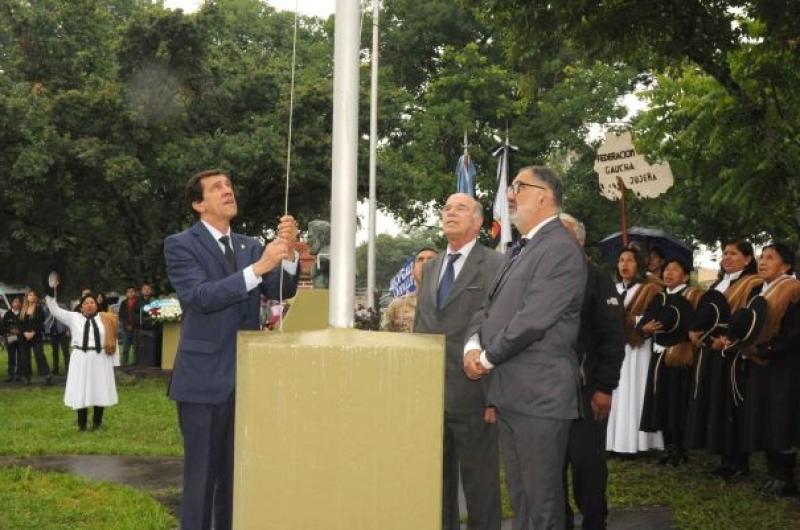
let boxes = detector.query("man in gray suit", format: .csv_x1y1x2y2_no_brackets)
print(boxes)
464,166,587,530
414,192,505,530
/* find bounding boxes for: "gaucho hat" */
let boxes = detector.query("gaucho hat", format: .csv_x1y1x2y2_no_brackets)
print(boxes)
653,293,696,347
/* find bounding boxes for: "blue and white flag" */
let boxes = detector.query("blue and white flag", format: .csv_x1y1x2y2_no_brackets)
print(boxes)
388,256,415,297
456,153,476,196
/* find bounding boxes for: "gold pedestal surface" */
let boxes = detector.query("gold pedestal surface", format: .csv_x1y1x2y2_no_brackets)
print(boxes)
234,328,445,530
160,321,180,370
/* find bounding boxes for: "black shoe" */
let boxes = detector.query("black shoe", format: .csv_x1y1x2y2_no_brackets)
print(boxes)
761,479,798,497
78,424,87,432
669,450,688,467
658,447,675,466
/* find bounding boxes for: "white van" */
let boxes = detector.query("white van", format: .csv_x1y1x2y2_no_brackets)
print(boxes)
0,283,29,319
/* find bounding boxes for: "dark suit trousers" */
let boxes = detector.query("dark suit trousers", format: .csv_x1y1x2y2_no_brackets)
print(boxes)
178,394,235,530
564,389,609,530
442,411,501,530
498,411,571,530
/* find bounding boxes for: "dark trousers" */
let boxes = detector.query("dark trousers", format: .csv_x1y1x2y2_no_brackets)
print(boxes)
499,411,571,530
20,339,50,377
50,332,70,374
564,391,609,530
5,340,20,377
442,411,501,530
178,394,235,530
120,329,136,366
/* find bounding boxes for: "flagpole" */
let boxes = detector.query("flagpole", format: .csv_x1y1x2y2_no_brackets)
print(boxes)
329,0,361,328
366,0,379,310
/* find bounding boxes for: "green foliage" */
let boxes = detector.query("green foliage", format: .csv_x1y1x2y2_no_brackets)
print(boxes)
0,466,175,529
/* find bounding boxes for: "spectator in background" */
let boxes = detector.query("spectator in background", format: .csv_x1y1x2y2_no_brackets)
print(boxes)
117,286,140,366
44,297,71,375
136,282,162,366
19,289,52,386
2,297,23,382
96,292,109,312
647,247,667,285
381,247,437,333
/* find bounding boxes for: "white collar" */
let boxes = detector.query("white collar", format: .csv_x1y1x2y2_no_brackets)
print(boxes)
201,220,232,243
446,238,477,261
762,274,790,292
723,270,744,281
522,215,559,240
667,283,687,294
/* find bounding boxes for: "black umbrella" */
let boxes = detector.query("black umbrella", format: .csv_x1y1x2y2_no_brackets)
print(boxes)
598,227,693,268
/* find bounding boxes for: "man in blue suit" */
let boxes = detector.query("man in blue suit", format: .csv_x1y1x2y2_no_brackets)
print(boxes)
165,168,299,530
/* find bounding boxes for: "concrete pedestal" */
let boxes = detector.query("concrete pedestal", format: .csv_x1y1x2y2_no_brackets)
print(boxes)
234,328,445,530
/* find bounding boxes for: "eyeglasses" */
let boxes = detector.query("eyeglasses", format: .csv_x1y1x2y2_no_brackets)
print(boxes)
507,181,546,195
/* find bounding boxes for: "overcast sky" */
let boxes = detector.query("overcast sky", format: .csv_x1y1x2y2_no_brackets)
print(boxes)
164,0,335,18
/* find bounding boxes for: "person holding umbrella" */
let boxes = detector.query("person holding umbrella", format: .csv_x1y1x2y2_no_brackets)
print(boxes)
638,258,703,466
606,246,664,455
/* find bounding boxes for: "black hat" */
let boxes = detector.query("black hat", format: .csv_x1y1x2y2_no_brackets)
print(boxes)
654,293,695,347
691,290,731,340
726,296,767,348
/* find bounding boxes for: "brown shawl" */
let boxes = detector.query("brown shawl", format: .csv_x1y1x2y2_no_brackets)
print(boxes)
624,281,663,347
98,311,118,355
664,286,704,367
754,276,800,346
725,274,764,313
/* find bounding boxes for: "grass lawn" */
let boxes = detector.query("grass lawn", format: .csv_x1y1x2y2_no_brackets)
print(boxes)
2,345,800,528
0,466,175,529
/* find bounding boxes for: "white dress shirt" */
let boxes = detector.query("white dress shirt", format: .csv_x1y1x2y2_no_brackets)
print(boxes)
437,237,478,284
464,215,560,370
201,220,298,292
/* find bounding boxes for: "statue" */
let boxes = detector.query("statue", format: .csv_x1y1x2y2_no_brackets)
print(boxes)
308,219,331,289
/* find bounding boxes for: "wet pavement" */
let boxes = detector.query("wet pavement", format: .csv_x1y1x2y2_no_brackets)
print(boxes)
1,454,673,529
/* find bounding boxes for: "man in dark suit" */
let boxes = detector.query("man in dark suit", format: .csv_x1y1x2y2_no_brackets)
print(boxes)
116,286,140,366
414,193,505,530
464,166,587,530
164,168,299,530
560,213,625,530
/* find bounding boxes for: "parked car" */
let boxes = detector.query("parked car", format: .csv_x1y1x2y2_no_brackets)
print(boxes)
0,282,29,319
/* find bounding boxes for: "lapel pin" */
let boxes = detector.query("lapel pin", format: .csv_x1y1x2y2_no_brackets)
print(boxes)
240,244,245,249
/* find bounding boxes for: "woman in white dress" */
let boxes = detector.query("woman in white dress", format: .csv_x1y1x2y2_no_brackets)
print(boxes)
45,284,118,431
606,246,664,454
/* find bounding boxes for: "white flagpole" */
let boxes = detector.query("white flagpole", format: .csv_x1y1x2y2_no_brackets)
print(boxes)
329,0,361,328
366,0,379,310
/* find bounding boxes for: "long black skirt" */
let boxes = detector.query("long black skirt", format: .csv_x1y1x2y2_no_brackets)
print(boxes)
641,350,692,436
737,355,800,452
683,347,714,449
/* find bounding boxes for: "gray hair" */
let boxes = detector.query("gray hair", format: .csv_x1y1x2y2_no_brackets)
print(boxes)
559,213,586,244
520,165,564,209
471,198,483,221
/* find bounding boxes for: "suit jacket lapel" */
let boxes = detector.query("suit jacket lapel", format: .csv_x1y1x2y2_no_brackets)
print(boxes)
427,253,445,303
489,218,560,299
190,222,229,272
440,246,483,310
232,233,250,272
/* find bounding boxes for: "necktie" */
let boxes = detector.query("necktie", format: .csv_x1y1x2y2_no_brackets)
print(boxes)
219,235,236,272
509,237,528,260
82,317,102,352
437,253,461,309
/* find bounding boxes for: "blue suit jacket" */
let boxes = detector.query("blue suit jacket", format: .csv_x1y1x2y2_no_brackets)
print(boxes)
164,221,298,404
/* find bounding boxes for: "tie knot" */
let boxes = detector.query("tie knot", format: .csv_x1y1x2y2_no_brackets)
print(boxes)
219,235,230,246
447,253,461,265
510,238,528,258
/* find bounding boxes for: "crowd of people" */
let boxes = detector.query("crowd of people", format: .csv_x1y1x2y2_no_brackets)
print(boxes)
379,192,800,527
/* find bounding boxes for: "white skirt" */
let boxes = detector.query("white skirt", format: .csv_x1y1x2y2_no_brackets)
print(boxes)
606,340,663,453
64,348,119,409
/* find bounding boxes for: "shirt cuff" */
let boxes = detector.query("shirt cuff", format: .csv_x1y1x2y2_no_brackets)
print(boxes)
243,265,261,292
464,334,481,357
479,351,495,370
281,251,300,274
